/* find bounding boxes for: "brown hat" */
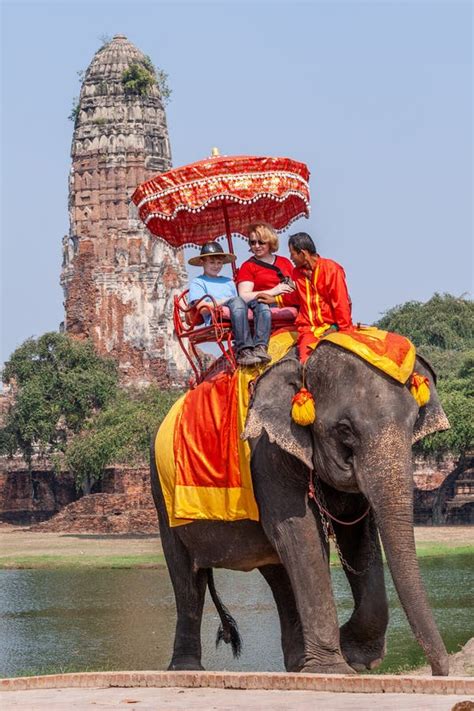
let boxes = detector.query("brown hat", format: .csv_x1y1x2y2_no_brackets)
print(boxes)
188,241,236,267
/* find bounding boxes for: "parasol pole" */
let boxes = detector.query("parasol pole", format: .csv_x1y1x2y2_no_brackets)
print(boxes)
211,147,237,279
222,200,237,279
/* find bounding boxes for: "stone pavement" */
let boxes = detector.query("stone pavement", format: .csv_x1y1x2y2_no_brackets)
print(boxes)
1,671,473,710
1,686,473,710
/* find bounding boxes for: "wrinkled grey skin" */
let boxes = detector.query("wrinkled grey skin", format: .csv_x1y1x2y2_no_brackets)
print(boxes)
151,343,450,675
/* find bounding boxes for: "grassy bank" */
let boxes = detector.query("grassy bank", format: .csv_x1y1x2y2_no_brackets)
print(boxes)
0,528,471,569
0,553,166,569
412,543,473,559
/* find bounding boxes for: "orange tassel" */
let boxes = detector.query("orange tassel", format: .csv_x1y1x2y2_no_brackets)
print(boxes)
291,387,316,425
410,372,430,407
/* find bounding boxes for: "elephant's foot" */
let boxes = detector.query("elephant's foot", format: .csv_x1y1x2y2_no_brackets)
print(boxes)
168,656,205,671
301,659,356,675
284,650,305,673
340,625,386,672
301,647,355,675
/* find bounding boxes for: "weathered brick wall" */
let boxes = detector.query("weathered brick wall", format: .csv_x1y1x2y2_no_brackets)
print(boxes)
101,466,151,497
31,465,156,534
0,467,78,525
32,492,158,534
412,453,458,490
413,454,473,524
3,455,471,531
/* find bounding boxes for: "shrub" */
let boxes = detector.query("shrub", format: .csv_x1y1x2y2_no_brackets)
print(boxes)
122,56,172,104
122,62,155,96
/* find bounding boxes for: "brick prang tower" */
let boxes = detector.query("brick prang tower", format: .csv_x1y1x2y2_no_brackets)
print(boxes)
61,34,188,387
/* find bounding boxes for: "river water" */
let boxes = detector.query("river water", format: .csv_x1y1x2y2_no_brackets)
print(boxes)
1,555,472,677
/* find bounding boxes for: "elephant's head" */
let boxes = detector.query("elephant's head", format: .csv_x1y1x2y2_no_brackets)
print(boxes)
244,342,450,675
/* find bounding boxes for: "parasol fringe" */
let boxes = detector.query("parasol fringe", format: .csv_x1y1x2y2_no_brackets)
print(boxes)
145,232,266,252
145,212,309,249
143,192,310,224
135,170,310,209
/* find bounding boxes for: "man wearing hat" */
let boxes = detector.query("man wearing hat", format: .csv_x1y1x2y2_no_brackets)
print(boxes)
188,242,263,366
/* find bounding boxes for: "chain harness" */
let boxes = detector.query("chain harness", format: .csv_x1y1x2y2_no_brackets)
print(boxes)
308,470,377,576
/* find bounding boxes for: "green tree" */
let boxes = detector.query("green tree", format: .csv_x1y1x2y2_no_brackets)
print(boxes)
375,294,474,455
425,350,474,454
65,386,181,493
375,293,473,351
1,333,118,468
420,388,474,455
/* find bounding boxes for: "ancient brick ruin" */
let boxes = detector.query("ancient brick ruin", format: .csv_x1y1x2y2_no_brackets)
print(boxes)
30,468,158,534
1,454,471,532
61,34,189,387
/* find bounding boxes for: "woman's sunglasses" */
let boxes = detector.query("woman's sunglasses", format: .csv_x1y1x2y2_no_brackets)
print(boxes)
249,239,267,246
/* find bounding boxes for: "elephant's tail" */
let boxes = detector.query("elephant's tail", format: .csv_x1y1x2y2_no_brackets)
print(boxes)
207,569,242,658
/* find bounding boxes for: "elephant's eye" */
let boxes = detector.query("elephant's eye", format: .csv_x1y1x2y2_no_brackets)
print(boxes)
336,421,355,443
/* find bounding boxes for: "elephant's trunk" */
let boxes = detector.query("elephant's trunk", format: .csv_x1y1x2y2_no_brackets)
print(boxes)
358,426,449,676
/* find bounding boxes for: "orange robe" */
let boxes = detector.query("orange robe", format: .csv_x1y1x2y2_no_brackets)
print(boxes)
276,257,353,362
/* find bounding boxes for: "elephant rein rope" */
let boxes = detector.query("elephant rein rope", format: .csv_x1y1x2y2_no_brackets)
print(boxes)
308,472,371,527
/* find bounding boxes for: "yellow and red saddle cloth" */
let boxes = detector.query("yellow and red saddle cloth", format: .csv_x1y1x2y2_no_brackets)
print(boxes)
155,331,296,527
155,327,415,526
322,326,416,384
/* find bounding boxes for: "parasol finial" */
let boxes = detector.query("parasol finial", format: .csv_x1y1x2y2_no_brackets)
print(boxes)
210,147,220,157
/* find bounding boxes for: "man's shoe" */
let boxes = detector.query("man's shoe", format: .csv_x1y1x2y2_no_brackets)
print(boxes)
253,345,272,363
236,348,261,367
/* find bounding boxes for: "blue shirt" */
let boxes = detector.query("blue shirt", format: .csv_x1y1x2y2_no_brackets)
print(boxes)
188,275,237,325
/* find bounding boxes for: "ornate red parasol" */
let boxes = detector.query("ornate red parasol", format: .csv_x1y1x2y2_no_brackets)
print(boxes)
131,153,310,271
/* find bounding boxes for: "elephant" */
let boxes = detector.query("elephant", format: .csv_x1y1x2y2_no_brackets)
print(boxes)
150,342,450,676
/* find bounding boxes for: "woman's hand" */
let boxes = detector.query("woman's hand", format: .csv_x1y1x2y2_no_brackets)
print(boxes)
239,279,295,302
269,282,295,296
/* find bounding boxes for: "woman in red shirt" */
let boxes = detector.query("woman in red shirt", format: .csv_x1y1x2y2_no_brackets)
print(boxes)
235,222,294,363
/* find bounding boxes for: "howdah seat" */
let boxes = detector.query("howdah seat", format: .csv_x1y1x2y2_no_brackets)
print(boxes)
173,289,298,385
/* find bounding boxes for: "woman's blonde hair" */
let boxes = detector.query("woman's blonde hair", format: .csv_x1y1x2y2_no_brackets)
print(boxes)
247,222,279,253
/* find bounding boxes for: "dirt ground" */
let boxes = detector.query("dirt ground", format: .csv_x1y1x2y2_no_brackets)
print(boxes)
0,526,162,559
413,526,473,545
0,524,472,559
412,638,474,677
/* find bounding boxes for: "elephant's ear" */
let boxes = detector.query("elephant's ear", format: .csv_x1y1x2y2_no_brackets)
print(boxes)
412,355,450,443
243,353,314,469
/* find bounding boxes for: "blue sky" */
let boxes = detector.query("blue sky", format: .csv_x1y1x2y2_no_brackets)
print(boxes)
1,0,472,365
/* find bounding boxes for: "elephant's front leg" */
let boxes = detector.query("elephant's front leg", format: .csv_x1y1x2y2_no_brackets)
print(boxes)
256,478,354,674
259,564,305,672
334,511,388,671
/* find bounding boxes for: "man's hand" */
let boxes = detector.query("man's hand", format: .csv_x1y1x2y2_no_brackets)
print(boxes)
256,293,275,304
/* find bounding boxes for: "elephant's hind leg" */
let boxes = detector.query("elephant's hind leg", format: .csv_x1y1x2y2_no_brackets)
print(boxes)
335,512,388,671
161,526,208,671
259,564,305,672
